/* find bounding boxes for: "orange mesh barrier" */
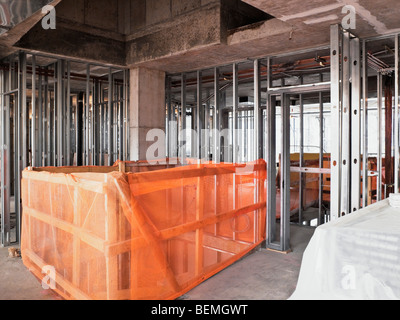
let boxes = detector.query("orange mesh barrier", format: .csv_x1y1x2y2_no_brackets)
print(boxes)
21,160,266,300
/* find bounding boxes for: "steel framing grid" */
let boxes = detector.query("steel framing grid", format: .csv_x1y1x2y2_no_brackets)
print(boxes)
396,35,400,192
165,51,331,252
330,25,400,219
0,51,128,246
351,38,361,213
362,39,369,208
163,28,400,251
330,25,359,220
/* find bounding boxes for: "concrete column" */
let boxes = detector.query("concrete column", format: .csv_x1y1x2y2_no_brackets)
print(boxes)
129,67,166,161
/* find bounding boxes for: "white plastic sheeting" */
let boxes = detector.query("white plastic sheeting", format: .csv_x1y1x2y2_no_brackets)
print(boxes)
290,199,400,300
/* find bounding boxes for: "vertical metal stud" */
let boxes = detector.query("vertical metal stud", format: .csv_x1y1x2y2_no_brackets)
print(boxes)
181,73,187,165
330,24,341,221
351,38,361,212
281,93,291,252
1,69,10,247
395,34,399,193
66,61,71,166
99,83,104,166
266,94,277,248
57,60,64,167
52,62,56,166
86,64,90,166
318,91,324,224
341,31,351,217
233,63,238,163
196,70,203,162
45,68,50,167
205,92,210,162
254,59,262,161
377,73,383,201
123,70,130,161
107,68,113,166
113,80,118,163
362,40,369,207
31,56,37,167
299,94,304,225
213,67,220,164
38,71,43,166
166,76,172,158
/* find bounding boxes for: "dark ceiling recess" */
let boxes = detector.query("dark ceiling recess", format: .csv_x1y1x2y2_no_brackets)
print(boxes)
0,0,53,35
222,0,274,32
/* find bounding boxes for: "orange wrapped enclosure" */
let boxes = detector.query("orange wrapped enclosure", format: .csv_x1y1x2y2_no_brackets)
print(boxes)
21,160,266,300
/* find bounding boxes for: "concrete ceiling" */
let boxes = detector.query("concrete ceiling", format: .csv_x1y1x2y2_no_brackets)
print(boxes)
1,0,399,73
133,0,400,73
0,0,61,59
243,0,400,39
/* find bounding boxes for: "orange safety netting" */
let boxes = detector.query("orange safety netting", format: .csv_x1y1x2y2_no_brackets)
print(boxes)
21,160,266,300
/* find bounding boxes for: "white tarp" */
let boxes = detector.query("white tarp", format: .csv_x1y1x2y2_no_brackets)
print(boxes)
290,199,400,300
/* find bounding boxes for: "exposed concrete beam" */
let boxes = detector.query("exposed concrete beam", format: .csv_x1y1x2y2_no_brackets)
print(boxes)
227,18,292,46
14,21,125,67
126,3,224,67
0,0,62,59
243,0,400,37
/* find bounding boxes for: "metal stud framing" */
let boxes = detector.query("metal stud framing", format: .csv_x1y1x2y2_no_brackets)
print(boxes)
232,63,238,164
254,59,262,161
213,67,221,164
280,93,291,252
341,31,351,217
377,73,383,201
362,40,369,208
395,35,399,193
351,37,361,212
330,24,341,221
196,70,203,162
0,51,128,246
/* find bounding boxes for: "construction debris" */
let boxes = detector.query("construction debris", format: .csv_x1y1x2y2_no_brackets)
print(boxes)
8,248,21,258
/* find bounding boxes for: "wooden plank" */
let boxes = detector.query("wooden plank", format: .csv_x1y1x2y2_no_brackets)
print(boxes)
159,202,266,241
22,171,107,194
118,161,126,173
24,207,105,253
179,232,250,255
72,186,80,287
91,289,130,300
195,177,204,276
129,168,266,197
128,195,181,294
128,163,266,185
105,239,134,257
24,249,91,300
105,175,119,300
31,166,118,174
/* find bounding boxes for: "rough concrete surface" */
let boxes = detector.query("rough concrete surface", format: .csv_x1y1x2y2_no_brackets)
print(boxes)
183,225,315,300
0,246,61,300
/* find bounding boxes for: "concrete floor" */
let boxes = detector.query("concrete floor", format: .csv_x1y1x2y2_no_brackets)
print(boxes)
182,224,315,300
0,245,61,300
0,225,314,300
